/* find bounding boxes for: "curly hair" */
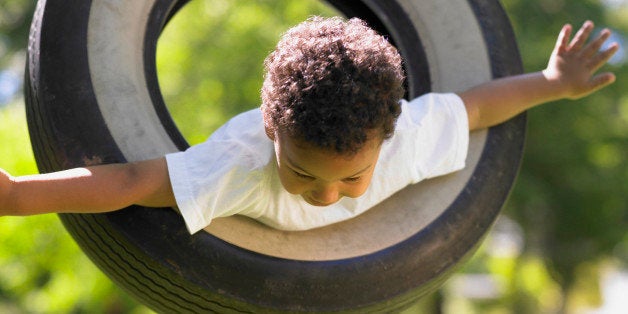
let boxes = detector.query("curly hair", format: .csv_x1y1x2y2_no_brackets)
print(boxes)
261,16,405,155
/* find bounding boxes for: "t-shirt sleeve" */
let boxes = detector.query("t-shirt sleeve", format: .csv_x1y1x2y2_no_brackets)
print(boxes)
398,92,469,181
165,141,268,234
164,111,270,234
166,150,210,233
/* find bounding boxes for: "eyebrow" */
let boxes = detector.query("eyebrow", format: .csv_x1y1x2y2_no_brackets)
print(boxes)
285,155,372,179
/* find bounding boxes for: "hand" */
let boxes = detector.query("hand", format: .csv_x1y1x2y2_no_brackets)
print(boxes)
0,168,15,215
543,20,619,100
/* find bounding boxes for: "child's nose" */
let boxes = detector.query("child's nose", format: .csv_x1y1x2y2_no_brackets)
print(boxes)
310,185,340,205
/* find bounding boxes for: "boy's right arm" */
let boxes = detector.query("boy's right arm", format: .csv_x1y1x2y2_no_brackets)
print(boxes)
0,157,175,216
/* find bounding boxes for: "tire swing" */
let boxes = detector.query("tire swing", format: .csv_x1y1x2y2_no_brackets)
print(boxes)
25,0,524,313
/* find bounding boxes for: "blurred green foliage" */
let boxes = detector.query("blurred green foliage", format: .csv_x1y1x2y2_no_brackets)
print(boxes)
0,0,626,313
0,0,32,69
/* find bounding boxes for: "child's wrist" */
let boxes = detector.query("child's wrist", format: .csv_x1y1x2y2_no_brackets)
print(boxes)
541,69,570,101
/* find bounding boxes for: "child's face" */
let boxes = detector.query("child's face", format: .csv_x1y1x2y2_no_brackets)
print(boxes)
271,131,382,207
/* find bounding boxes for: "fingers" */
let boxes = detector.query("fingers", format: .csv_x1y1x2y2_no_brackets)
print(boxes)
582,28,612,57
569,20,594,51
589,72,616,92
570,72,616,100
562,20,619,71
589,42,620,72
555,24,572,54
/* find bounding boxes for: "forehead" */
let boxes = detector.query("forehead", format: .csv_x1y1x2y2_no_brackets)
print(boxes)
276,131,382,180
278,130,382,158
283,127,384,151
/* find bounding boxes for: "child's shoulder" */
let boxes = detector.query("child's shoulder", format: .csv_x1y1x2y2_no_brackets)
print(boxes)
177,108,272,173
212,108,265,140
396,92,465,128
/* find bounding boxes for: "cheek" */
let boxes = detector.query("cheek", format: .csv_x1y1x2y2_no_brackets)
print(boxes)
342,179,372,198
277,169,308,195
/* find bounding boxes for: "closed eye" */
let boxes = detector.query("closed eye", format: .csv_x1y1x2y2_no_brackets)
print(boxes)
342,176,361,183
293,170,315,180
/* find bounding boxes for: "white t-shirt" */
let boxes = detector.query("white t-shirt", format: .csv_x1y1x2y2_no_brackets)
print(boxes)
166,93,469,234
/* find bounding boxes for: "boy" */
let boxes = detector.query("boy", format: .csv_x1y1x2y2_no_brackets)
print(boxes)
0,17,618,234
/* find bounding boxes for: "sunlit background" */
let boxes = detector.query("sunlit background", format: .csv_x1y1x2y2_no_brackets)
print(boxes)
1,0,626,313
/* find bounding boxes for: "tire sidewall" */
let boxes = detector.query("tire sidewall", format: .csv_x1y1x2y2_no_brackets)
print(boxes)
25,0,524,312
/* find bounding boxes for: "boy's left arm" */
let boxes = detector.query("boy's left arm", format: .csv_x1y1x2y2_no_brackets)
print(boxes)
460,21,619,131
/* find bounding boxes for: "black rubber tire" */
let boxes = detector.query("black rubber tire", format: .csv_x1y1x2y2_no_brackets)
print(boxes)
24,0,524,312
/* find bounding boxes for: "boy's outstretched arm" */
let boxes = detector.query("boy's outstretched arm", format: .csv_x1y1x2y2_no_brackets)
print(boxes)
460,21,619,131
0,157,175,216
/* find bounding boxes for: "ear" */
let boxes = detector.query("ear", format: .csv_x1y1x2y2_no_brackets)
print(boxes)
264,124,275,141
